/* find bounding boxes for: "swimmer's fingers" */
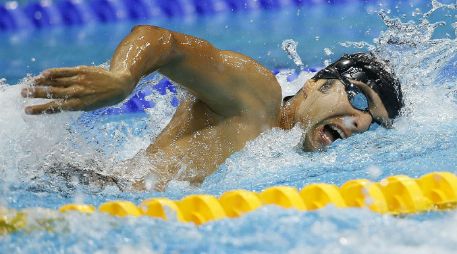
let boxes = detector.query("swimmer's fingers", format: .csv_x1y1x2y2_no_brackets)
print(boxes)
21,86,84,99
33,67,88,87
42,67,87,79
34,76,79,87
24,99,82,115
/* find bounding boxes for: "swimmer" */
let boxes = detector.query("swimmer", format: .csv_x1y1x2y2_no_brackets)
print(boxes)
21,25,403,191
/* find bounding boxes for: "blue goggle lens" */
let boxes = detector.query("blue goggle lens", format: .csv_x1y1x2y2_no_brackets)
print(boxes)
349,91,369,111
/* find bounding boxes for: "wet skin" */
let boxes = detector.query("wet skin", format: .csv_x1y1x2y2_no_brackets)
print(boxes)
21,25,389,191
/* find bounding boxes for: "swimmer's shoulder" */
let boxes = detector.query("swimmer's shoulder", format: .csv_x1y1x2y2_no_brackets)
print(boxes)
131,25,282,118
218,50,282,117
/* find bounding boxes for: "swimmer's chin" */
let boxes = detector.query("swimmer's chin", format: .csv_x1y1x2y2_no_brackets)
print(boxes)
301,134,330,152
302,143,327,152
301,123,341,152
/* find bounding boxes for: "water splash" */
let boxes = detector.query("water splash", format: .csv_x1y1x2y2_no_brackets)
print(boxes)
372,5,457,128
423,0,457,18
0,72,179,196
201,0,457,194
323,48,334,56
2,2,457,252
281,39,305,70
339,41,375,50
1,1,456,197
376,10,445,46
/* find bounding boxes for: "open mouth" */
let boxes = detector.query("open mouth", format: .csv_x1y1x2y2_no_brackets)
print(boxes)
320,124,346,145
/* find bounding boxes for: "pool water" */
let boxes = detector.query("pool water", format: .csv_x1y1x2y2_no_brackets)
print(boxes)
2,0,457,253
4,0,448,84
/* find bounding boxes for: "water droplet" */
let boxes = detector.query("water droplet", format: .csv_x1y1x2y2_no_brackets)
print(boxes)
324,48,333,56
281,39,304,70
5,1,18,10
342,116,355,129
339,237,349,245
367,166,382,179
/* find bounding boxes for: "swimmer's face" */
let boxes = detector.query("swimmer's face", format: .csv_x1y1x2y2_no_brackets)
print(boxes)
295,79,390,151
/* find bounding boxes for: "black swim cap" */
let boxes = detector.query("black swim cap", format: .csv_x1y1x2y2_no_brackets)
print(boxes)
312,52,404,119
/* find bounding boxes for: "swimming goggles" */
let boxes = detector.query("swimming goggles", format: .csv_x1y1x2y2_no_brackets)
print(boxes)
313,66,384,127
314,67,370,112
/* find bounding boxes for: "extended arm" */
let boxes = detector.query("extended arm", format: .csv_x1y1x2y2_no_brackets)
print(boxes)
108,25,179,93
22,25,279,116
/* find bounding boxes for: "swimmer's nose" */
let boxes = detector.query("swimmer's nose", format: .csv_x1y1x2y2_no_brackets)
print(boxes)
352,112,373,133
344,113,372,134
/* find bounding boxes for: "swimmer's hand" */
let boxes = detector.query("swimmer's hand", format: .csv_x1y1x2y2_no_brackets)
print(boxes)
21,66,134,114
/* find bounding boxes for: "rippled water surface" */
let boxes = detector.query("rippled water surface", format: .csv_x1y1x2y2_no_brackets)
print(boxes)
2,0,457,253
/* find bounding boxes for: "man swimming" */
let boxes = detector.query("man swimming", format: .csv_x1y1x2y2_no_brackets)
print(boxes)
21,25,403,191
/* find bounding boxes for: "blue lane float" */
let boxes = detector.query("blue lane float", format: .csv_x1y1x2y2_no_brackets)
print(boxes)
122,0,153,20
0,1,34,30
0,0,363,32
92,78,178,115
23,1,62,28
0,5,16,30
58,0,97,25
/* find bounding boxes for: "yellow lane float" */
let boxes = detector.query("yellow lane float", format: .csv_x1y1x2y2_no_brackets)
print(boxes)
219,190,262,218
416,172,457,209
379,175,432,214
140,198,184,221
2,171,457,232
178,195,226,225
99,201,143,217
259,186,307,210
340,179,388,213
59,204,96,214
60,171,457,221
300,183,346,210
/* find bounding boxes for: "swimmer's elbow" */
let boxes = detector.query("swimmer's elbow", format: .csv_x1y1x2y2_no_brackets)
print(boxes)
130,25,174,43
130,24,163,33
130,25,182,64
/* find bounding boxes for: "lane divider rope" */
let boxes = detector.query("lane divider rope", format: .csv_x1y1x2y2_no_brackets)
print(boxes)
1,0,335,32
2,171,457,235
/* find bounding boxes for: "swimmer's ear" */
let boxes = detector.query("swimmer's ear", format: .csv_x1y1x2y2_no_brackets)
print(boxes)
318,79,334,94
283,88,303,104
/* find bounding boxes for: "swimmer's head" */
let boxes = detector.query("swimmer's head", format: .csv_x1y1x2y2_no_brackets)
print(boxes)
313,52,404,121
283,52,404,151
